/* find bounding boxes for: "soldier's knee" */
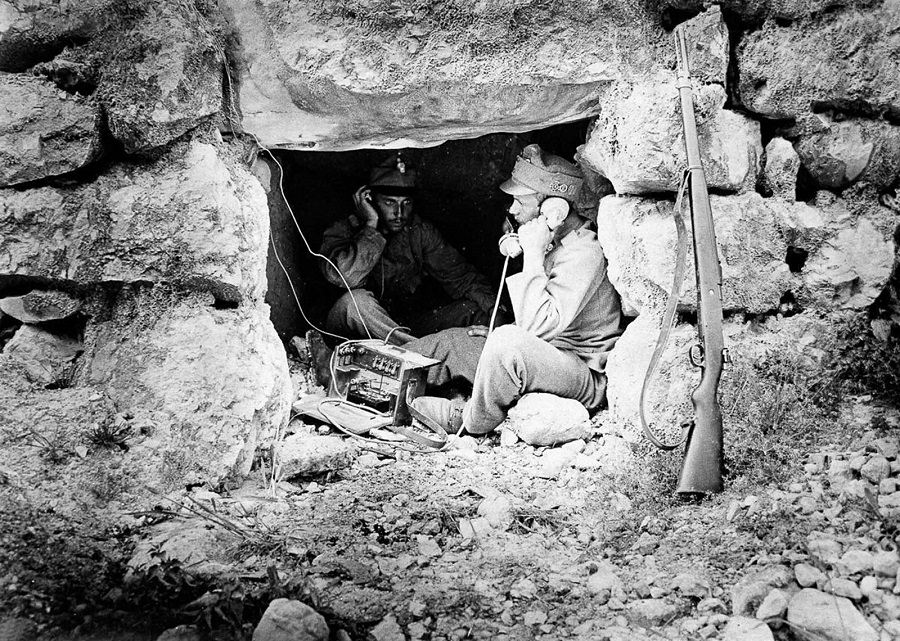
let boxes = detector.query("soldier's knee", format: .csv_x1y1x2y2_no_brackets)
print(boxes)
481,325,530,367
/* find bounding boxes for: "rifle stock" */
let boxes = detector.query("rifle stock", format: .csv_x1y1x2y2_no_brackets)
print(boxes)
674,25,726,496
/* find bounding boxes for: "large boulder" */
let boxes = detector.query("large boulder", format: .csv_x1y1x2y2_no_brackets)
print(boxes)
737,5,900,121
98,3,223,153
583,81,762,195
78,290,292,488
796,117,900,191
787,588,878,641
0,140,269,303
222,0,671,149
596,191,896,316
605,311,840,442
0,74,101,186
2,324,82,386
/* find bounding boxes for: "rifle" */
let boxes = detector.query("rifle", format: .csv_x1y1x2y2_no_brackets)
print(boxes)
673,25,726,496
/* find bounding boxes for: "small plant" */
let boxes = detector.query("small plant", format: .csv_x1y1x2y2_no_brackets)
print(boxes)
720,347,838,488
27,429,70,464
86,414,133,450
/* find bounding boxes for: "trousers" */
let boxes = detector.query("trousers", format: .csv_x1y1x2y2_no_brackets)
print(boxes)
325,289,487,345
406,324,607,434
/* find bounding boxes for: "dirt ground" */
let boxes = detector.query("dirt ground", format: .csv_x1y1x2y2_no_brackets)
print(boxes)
1,348,899,640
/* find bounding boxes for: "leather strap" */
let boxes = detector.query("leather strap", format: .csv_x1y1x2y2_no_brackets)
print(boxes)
402,386,450,449
638,169,692,451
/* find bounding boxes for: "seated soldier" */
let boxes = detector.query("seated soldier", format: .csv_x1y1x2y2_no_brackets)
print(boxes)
319,154,496,345
407,144,624,435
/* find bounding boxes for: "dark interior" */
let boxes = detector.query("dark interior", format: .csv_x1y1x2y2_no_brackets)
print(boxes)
264,120,593,343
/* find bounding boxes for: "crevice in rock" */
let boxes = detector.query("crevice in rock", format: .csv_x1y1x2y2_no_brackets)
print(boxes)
721,7,746,113
659,6,703,31
811,99,900,126
778,291,802,317
212,297,240,310
785,246,809,273
795,165,818,202
1,36,91,74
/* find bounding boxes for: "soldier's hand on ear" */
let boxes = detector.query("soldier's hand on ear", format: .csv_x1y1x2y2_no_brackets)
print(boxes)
353,185,380,228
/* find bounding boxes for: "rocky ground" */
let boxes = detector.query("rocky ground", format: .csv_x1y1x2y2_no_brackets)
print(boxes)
1,346,899,641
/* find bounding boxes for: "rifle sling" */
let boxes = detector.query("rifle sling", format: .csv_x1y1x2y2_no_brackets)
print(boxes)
638,169,693,451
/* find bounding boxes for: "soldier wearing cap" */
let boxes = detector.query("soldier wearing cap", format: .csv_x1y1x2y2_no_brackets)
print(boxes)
408,144,623,435
319,154,496,344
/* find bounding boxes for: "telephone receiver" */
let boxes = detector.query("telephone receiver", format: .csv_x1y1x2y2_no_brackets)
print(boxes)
498,197,569,258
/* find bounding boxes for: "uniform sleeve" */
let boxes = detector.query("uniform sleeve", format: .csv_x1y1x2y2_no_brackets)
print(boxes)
319,218,386,288
418,222,496,312
505,240,603,340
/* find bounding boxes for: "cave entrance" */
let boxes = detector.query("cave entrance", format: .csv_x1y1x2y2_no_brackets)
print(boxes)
263,119,594,344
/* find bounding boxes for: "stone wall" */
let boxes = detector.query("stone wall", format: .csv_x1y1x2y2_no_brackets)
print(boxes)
0,0,897,484
0,0,291,496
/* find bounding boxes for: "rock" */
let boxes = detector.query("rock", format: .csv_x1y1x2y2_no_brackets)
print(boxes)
80,291,291,488
535,448,578,479
796,117,900,191
476,493,515,530
507,393,590,446
100,3,222,153
221,0,675,149
591,436,634,475
252,598,329,641
0,617,37,641
277,435,356,479
807,536,843,565
596,191,895,316
0,74,101,187
859,575,878,597
673,572,712,599
722,617,774,641
368,614,404,641
582,80,761,195
128,520,242,577
731,565,794,616
795,563,827,588
737,6,899,122
860,456,891,484
762,137,800,199
755,588,789,620
836,550,875,576
678,5,730,85
787,588,878,641
156,625,204,641
586,561,624,603
0,141,269,303
873,551,900,577
0,291,81,323
2,324,82,386
824,577,862,600
499,427,519,447
624,598,686,628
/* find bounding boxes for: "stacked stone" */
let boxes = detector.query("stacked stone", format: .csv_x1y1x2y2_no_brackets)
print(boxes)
0,0,291,491
575,5,900,440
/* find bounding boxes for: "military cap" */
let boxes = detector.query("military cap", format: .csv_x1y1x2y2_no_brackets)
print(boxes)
500,144,583,201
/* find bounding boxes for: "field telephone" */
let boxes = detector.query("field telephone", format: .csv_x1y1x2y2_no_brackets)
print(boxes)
498,197,569,258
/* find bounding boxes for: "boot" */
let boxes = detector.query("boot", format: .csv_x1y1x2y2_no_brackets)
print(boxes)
409,396,466,434
305,329,333,391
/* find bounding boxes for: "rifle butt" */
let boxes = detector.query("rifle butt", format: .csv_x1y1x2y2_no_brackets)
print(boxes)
676,383,724,496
